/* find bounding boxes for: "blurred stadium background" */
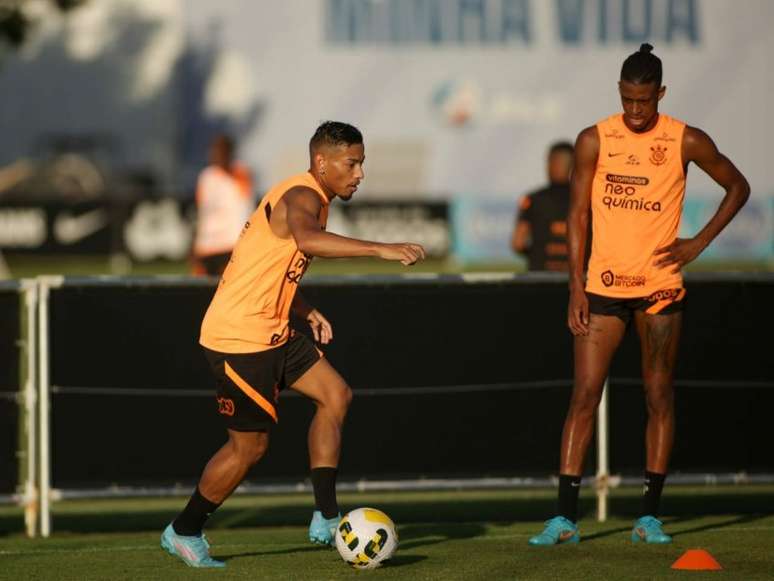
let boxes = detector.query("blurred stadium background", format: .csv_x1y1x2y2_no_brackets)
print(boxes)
0,0,771,277
0,1,772,578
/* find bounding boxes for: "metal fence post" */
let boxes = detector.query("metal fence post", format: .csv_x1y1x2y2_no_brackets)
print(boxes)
596,378,610,522
21,280,38,538
37,276,62,537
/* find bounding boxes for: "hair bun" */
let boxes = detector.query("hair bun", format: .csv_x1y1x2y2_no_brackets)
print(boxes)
639,43,654,53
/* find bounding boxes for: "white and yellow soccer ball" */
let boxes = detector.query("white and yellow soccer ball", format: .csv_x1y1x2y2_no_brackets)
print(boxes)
334,507,398,570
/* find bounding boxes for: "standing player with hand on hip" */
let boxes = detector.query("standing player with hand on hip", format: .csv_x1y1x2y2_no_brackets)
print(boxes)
161,121,425,568
529,44,749,546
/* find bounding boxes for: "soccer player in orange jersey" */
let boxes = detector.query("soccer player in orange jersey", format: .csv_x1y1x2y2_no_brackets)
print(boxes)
161,122,425,568
530,44,750,546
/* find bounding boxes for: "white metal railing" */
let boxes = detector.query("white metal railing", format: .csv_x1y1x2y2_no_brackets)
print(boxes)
37,277,61,537
23,274,620,536
22,280,38,538
596,380,609,522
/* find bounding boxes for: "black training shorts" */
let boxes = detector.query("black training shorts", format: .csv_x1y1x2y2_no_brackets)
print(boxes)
203,332,322,431
587,288,686,325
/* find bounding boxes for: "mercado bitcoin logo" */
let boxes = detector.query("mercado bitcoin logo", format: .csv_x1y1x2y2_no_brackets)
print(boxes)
603,174,661,212
600,269,645,289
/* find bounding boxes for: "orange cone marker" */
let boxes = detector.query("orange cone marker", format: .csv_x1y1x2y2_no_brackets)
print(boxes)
671,549,723,571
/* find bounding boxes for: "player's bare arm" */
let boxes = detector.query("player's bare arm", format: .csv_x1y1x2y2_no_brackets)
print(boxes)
653,127,750,272
283,187,426,265
292,291,333,345
566,126,599,337
511,219,530,254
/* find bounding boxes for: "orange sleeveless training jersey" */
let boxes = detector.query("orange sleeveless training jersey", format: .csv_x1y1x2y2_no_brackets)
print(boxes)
200,172,329,353
586,114,686,298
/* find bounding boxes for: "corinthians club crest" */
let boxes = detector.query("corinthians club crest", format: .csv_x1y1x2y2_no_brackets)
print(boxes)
649,144,668,166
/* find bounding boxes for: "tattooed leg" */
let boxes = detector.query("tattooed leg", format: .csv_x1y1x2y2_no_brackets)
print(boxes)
634,311,682,473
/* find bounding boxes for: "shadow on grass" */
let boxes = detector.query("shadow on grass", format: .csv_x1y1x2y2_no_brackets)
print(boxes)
384,554,428,568
219,545,322,561
581,526,632,542
669,512,769,538
398,522,487,550
214,520,483,565
219,546,428,568
580,510,770,543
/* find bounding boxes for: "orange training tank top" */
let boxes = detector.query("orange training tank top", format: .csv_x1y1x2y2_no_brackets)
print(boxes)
586,113,686,298
200,171,329,353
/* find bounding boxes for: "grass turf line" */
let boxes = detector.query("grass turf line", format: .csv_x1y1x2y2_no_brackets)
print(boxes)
1,487,772,580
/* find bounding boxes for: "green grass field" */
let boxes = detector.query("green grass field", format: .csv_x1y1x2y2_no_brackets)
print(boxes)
2,255,772,579
1,486,772,580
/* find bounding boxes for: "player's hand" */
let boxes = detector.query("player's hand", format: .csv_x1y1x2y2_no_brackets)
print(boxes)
377,243,426,266
306,309,333,345
568,286,590,336
653,238,705,273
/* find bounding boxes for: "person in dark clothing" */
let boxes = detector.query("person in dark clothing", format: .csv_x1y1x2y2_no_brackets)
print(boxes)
512,141,574,271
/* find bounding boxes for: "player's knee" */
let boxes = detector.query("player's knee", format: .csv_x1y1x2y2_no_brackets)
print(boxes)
332,382,353,416
320,381,352,419
646,389,674,417
343,383,353,409
232,432,269,465
569,385,602,415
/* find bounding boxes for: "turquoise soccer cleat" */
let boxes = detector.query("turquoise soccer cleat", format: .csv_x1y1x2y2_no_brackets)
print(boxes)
308,510,341,546
631,515,672,544
160,523,226,568
528,516,580,546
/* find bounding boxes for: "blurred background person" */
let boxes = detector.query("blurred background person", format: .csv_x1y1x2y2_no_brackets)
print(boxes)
191,133,255,276
512,141,574,272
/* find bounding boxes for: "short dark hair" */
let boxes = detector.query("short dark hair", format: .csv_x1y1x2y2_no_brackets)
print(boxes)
620,43,662,87
309,121,363,154
549,141,574,157
211,133,234,155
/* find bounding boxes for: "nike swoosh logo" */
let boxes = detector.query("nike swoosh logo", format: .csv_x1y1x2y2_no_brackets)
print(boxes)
608,152,625,157
559,530,576,541
54,208,109,245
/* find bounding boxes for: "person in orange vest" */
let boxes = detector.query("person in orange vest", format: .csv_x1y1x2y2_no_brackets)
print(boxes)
191,133,254,276
161,121,425,568
529,43,750,546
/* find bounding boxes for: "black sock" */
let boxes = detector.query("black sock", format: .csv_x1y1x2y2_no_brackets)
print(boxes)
642,471,666,517
558,474,582,523
172,487,221,536
311,467,339,519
